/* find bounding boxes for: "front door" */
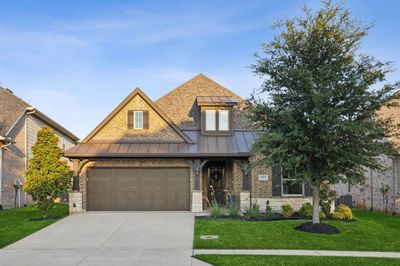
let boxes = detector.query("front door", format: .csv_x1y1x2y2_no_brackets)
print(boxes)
208,162,225,204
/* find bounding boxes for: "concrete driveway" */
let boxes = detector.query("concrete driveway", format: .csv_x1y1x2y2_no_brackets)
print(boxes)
0,212,209,266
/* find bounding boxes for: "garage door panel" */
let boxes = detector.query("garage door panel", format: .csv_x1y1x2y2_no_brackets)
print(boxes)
88,167,189,211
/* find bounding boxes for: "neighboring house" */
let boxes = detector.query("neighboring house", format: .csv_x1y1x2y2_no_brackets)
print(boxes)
0,87,79,209
65,74,312,212
336,100,400,214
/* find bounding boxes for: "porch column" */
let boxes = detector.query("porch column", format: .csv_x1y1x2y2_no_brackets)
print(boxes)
189,159,208,212
240,159,252,210
69,159,88,214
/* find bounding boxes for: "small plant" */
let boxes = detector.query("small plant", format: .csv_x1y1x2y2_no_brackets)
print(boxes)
243,202,261,220
226,193,240,217
281,204,294,218
265,200,272,213
321,201,332,216
299,202,313,218
319,212,326,219
332,204,353,220
209,200,225,218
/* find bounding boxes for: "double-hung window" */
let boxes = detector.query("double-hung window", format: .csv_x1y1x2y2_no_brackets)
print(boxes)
134,111,143,129
282,168,304,195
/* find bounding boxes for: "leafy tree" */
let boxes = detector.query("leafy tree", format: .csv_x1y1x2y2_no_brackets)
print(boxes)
24,127,72,216
248,1,399,224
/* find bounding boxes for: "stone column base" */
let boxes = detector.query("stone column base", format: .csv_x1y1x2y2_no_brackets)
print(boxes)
69,192,83,213
240,191,251,211
191,191,203,213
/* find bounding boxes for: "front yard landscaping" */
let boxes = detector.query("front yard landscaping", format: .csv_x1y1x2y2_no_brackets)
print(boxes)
193,255,400,266
0,203,68,248
194,209,400,251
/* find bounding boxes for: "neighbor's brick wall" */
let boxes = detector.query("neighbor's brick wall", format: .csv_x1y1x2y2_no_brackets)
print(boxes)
155,74,250,130
336,155,400,213
91,95,184,143
77,159,194,211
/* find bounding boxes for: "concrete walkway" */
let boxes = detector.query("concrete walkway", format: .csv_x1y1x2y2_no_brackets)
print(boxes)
194,249,400,258
0,212,209,266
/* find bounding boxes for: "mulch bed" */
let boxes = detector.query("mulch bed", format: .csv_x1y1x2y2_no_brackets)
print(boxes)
29,215,62,221
196,213,356,222
295,222,341,234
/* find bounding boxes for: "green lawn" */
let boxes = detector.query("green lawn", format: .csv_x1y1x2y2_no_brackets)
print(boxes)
0,204,69,248
193,255,400,266
194,209,400,251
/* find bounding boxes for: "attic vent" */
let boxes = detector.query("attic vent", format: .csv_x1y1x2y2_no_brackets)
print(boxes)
5,88,13,94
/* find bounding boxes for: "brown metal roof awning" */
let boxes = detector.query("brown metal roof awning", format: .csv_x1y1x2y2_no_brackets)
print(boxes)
196,96,238,106
64,130,256,158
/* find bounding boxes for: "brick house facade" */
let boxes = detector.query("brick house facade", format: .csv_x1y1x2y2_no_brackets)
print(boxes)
65,74,312,212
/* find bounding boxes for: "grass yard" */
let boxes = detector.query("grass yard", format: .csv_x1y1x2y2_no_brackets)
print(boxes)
0,203,69,248
193,255,400,266
194,209,400,251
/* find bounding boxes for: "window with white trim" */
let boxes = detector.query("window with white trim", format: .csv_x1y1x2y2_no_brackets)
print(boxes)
218,110,229,131
134,111,143,129
281,168,303,195
205,110,216,131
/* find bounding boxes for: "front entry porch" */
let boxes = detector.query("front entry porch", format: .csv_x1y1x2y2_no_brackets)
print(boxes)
189,158,251,212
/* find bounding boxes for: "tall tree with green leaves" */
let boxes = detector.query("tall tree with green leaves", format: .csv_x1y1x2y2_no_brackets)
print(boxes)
248,1,399,224
24,127,72,216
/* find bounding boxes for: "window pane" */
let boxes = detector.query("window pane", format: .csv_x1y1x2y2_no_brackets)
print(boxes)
219,110,229,131
134,111,143,129
283,180,303,195
205,110,216,131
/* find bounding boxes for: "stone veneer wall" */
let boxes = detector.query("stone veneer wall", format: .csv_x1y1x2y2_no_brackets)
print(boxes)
91,95,184,143
336,155,400,214
78,158,194,211
254,197,313,212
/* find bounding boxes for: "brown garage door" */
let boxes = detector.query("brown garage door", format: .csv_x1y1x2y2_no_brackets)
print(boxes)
87,168,190,211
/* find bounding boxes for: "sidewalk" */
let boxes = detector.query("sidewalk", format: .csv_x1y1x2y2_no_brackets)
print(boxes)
193,249,400,259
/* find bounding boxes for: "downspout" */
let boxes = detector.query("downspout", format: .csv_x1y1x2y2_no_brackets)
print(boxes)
24,107,36,206
0,137,15,209
370,168,374,211
393,158,397,215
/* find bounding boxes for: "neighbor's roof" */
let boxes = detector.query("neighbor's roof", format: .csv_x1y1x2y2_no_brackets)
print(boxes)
0,87,30,136
64,130,256,158
196,96,238,106
0,87,79,141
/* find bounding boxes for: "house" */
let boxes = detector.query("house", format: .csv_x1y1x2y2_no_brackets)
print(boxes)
65,74,312,212
336,99,400,214
0,87,79,209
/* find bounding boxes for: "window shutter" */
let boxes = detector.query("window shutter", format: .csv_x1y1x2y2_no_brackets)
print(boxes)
127,110,134,129
272,166,282,196
304,183,313,196
143,110,149,129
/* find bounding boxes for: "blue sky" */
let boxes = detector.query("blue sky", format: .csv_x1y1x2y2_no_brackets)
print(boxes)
0,0,399,138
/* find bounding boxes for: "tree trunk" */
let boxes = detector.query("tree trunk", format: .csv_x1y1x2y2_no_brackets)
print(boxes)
312,184,320,224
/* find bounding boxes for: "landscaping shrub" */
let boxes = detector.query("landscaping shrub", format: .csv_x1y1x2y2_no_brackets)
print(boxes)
209,201,225,218
266,200,272,213
319,181,336,216
281,204,294,218
299,202,313,218
333,204,353,220
319,212,326,219
226,199,240,217
243,202,261,220
321,202,332,216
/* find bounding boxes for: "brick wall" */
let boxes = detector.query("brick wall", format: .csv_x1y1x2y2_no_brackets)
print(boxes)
91,94,185,143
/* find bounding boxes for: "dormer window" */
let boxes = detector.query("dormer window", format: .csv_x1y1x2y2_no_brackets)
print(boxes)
218,110,229,131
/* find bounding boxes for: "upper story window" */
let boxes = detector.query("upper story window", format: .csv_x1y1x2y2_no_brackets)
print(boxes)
205,110,216,131
128,110,149,130
203,108,231,134
134,111,143,129
281,168,304,196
